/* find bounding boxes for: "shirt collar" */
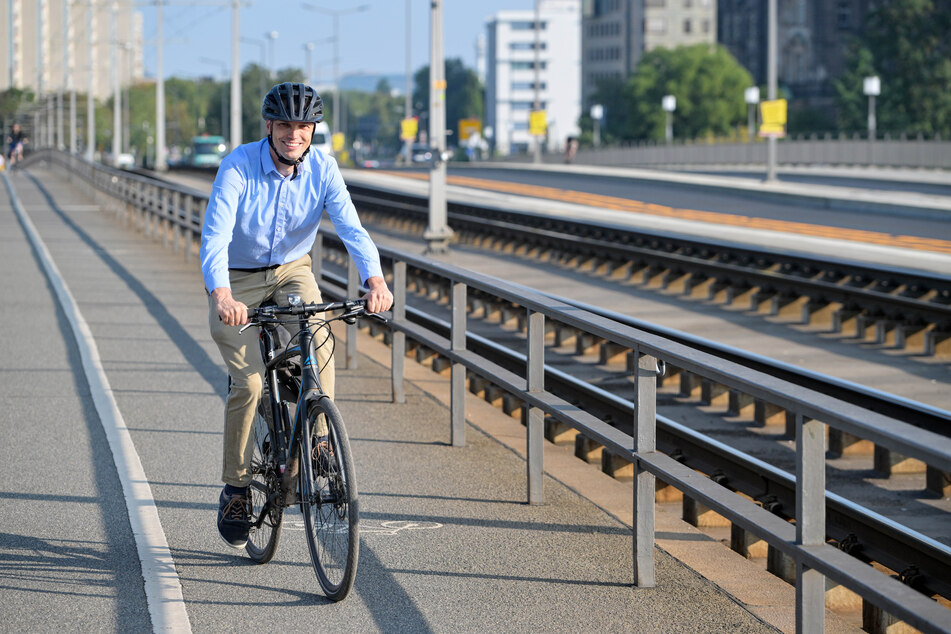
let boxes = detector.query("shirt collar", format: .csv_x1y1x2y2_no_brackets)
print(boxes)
258,137,312,178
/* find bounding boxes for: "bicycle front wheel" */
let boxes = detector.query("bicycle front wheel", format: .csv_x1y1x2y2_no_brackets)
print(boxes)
300,396,359,601
246,394,283,563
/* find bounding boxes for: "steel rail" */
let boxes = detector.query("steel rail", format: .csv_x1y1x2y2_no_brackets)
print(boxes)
347,185,951,334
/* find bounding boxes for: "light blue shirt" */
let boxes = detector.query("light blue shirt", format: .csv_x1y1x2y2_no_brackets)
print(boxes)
200,138,383,293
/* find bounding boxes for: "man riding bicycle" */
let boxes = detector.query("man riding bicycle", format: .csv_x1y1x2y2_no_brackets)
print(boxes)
6,123,26,166
200,82,393,549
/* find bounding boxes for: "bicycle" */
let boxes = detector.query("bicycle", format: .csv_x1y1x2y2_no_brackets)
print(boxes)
239,293,371,601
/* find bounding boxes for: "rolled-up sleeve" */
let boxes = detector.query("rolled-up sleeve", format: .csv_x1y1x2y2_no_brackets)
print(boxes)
200,159,245,292
322,162,384,283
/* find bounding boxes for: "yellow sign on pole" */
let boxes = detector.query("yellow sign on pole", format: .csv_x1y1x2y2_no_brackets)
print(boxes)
332,132,345,153
529,110,547,137
758,99,787,138
457,118,482,142
400,117,418,142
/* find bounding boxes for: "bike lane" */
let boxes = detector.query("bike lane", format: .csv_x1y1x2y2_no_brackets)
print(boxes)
2,161,858,632
0,170,152,631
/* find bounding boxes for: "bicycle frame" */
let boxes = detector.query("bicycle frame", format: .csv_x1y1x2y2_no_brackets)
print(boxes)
247,298,366,526
258,313,327,482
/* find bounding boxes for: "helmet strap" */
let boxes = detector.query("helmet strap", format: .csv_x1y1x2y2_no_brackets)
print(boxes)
267,131,311,167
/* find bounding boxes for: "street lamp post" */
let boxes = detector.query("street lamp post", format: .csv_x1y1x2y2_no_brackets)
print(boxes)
85,1,95,161
304,42,314,85
863,75,880,166
424,0,453,254
265,30,278,79
230,0,241,152
766,0,778,182
111,4,121,162
403,0,412,164
744,86,760,143
863,75,880,141
155,0,168,170
662,95,676,145
590,103,603,148
532,0,542,164
302,3,370,137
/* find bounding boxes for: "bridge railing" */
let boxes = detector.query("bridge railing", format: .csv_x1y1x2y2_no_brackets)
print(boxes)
28,150,951,634
504,133,951,170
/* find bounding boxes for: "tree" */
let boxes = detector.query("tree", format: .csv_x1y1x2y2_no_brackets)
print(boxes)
618,44,752,142
412,58,483,146
835,0,951,135
0,88,35,131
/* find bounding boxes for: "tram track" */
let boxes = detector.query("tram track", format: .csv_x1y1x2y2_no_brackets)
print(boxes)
346,184,951,359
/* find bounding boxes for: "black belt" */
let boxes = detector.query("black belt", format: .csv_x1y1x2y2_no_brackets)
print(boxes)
229,264,280,273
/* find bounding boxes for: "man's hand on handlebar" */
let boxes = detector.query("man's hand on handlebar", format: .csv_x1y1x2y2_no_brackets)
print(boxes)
212,287,249,327
363,276,393,314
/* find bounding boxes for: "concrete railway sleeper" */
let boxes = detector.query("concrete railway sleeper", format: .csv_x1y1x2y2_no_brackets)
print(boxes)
26,152,951,633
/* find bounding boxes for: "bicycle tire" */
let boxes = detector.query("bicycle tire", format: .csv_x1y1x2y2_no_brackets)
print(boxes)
300,396,359,601
245,389,284,563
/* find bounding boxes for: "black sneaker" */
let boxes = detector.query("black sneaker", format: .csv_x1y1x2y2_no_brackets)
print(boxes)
217,488,251,549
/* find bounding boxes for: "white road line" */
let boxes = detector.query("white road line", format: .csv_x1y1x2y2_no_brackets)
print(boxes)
3,172,191,633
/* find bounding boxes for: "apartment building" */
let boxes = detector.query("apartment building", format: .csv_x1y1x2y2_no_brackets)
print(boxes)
581,0,716,106
717,0,870,121
483,0,582,155
2,0,143,100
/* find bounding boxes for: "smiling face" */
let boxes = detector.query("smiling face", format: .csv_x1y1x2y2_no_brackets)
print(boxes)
266,119,315,165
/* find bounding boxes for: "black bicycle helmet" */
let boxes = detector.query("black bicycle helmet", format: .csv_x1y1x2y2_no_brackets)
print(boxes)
262,82,323,123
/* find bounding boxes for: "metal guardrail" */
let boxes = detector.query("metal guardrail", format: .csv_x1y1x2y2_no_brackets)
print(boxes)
25,150,951,633
502,134,951,170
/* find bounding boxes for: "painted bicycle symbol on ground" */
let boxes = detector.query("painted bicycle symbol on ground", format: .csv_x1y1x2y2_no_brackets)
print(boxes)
284,519,443,536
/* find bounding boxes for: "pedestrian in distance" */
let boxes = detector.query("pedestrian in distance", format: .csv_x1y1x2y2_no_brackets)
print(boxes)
199,82,393,549
6,123,26,167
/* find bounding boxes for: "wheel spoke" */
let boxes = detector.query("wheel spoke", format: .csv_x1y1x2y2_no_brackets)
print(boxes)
300,398,359,601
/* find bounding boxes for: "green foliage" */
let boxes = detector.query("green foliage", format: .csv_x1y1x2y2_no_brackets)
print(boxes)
834,44,876,132
836,0,951,135
342,79,405,156
0,88,35,129
587,44,752,143
413,58,484,145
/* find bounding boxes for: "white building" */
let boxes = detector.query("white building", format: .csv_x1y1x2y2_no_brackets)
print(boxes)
484,0,582,156
1,0,143,100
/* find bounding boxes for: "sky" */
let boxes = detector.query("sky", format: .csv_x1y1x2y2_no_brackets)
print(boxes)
139,0,537,84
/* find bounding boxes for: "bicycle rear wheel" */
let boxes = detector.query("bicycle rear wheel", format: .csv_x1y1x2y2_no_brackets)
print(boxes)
300,396,359,601
246,391,283,563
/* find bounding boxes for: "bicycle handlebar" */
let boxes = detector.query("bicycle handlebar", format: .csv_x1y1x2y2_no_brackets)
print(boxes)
247,298,368,320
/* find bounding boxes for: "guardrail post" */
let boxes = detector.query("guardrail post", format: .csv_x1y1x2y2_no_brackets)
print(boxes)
796,414,826,633
527,308,545,505
391,261,406,404
451,281,467,447
346,260,359,369
171,191,181,254
634,349,657,588
184,196,194,263
161,188,170,249
311,232,323,283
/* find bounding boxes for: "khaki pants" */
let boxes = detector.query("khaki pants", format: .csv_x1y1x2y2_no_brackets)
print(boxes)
208,254,334,487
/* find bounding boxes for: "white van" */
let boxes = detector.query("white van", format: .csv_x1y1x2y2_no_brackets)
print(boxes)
311,121,333,157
